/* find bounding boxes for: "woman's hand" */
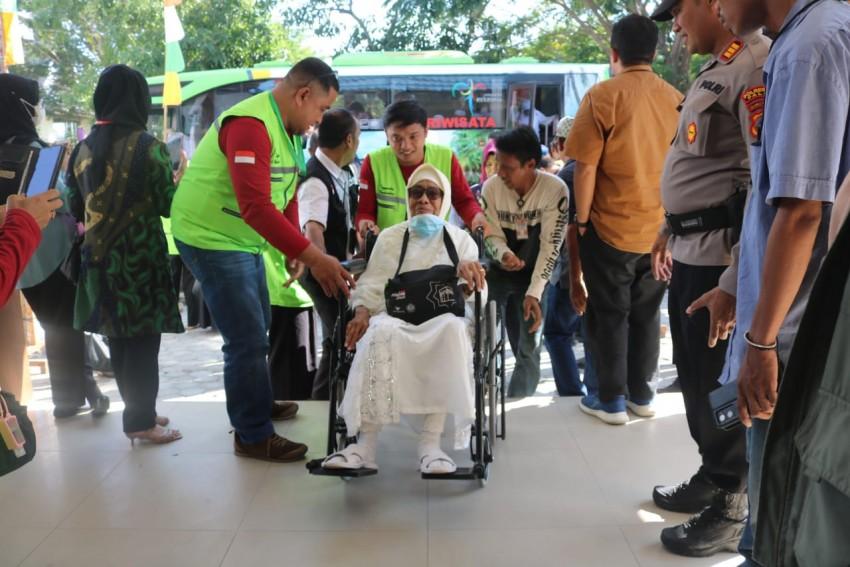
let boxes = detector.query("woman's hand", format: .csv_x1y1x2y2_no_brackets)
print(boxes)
345,306,370,351
457,259,486,292
6,189,63,229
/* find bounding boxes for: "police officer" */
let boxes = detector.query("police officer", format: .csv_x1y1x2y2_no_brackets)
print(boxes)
649,0,769,557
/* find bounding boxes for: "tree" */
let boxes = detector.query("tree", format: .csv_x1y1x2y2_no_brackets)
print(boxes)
283,0,500,54
540,0,692,90
16,0,310,123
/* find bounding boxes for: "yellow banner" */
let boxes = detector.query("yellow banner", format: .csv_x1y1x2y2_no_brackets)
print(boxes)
163,71,182,107
2,11,25,66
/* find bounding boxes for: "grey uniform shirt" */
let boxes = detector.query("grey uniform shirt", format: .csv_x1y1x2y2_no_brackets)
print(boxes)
661,34,770,275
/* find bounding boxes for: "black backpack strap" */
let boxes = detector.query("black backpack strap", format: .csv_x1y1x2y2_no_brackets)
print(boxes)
442,227,460,267
394,229,411,278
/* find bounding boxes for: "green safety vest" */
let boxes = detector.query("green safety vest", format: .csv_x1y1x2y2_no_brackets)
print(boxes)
263,248,313,308
370,144,453,229
171,91,303,254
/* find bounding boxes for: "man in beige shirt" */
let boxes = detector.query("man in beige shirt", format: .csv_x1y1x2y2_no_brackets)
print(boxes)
564,14,682,425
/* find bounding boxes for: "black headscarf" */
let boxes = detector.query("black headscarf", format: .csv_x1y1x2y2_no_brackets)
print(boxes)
0,73,40,145
85,64,151,186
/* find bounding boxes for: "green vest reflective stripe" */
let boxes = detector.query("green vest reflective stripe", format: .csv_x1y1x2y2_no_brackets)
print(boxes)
369,144,453,230
263,248,313,308
171,92,302,253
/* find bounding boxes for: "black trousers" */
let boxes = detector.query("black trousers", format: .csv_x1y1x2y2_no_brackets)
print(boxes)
669,261,747,492
300,272,336,400
268,306,317,401
170,255,210,328
22,269,103,409
578,225,666,403
109,334,161,433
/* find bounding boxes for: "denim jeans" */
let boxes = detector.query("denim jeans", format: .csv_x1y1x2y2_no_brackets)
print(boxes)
487,269,543,397
738,417,769,565
176,240,274,443
542,281,596,396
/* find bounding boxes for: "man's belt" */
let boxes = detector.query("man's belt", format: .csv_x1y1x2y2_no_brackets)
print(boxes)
666,190,748,240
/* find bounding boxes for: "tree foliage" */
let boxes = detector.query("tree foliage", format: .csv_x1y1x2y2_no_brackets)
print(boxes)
285,0,696,90
284,0,505,54
16,0,309,122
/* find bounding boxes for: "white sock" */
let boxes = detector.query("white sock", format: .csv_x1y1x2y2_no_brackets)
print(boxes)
357,421,381,461
418,413,446,457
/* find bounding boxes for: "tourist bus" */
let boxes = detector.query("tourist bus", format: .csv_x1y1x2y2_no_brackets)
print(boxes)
147,51,609,179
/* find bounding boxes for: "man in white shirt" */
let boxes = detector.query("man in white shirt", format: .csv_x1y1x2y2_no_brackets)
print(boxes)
482,126,568,397
298,108,360,400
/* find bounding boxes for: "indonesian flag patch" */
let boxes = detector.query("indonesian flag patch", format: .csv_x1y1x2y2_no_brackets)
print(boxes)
234,150,256,165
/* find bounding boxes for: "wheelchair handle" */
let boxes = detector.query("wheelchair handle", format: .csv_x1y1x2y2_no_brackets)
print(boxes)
340,258,368,276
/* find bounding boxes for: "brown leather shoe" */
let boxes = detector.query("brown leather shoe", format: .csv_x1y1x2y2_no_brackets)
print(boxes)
234,432,308,463
270,401,299,421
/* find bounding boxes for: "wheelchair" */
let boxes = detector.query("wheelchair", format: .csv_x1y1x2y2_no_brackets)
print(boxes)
306,228,507,485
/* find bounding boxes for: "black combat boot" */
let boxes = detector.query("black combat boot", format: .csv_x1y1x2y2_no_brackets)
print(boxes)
660,490,748,557
653,470,718,513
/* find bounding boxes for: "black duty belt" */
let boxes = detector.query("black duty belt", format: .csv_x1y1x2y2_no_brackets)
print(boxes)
666,190,748,240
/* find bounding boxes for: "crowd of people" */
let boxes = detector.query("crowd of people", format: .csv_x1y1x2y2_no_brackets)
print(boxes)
1,0,849,564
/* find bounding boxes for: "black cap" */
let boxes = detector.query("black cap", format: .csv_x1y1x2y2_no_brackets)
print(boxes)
650,0,678,21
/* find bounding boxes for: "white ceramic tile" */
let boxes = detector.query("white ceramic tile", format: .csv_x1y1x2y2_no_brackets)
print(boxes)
61,452,267,530
620,524,745,567
428,527,639,567
0,527,51,566
240,451,428,531
29,409,134,454
221,530,427,567
20,529,234,567
0,451,127,528
427,447,617,530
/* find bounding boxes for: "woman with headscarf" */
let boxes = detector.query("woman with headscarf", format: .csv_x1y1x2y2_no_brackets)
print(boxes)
322,164,487,475
0,73,110,415
66,65,184,445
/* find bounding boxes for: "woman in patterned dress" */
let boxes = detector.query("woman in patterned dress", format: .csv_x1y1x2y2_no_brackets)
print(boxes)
66,65,184,444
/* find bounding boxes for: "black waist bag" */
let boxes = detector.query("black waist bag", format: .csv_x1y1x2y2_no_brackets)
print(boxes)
384,227,465,326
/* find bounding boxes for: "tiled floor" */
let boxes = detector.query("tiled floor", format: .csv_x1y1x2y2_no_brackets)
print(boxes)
2,393,744,567
4,304,741,567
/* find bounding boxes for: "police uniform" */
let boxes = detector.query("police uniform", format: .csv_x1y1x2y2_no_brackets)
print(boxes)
660,34,769,506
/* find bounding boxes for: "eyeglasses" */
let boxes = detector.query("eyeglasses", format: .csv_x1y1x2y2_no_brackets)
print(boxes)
408,185,443,201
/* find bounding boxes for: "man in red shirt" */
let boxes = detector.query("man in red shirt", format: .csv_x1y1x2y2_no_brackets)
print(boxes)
356,100,487,236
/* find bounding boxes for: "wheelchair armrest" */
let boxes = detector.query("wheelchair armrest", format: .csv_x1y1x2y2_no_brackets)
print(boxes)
341,258,368,276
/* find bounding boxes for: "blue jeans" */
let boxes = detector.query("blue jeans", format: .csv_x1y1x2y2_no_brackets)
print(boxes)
176,241,274,444
542,282,596,396
738,417,769,566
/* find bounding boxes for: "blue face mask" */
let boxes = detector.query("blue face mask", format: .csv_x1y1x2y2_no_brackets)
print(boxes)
409,214,445,238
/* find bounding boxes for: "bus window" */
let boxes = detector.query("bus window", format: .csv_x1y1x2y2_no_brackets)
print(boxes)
536,84,562,146
337,76,390,130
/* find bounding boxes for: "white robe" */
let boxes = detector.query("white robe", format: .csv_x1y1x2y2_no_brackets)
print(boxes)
341,221,484,449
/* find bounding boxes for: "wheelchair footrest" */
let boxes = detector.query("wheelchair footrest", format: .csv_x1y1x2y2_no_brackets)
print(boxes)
421,465,485,480
306,459,378,478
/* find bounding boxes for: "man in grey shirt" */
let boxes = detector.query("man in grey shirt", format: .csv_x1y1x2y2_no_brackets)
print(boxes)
649,0,769,557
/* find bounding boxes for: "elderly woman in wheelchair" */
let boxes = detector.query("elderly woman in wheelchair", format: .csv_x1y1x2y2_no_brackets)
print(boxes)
321,164,487,475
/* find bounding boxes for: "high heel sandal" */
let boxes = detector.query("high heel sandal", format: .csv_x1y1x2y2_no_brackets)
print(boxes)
126,424,183,446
